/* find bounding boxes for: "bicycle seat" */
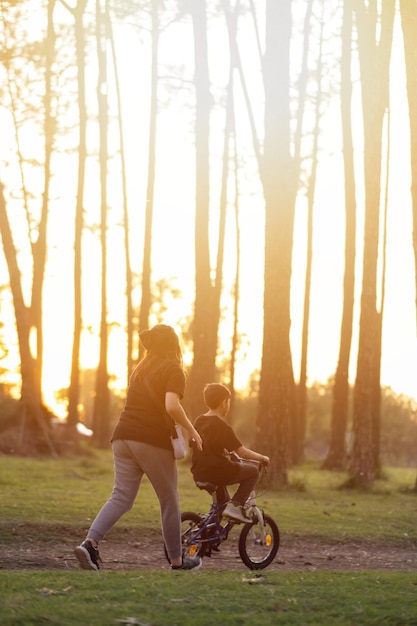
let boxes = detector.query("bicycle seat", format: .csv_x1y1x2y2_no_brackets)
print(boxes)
195,481,217,494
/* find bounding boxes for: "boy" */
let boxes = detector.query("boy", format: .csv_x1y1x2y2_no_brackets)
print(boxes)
191,383,270,524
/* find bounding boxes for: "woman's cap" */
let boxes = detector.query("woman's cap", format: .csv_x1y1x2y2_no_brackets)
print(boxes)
139,324,178,352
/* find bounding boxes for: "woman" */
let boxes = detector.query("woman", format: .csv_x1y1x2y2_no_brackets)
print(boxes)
74,324,203,571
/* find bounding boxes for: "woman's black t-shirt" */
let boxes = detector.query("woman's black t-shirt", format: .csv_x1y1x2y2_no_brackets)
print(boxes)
112,361,185,450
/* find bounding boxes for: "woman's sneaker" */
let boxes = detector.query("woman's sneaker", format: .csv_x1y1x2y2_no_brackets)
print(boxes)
171,556,202,571
74,540,102,570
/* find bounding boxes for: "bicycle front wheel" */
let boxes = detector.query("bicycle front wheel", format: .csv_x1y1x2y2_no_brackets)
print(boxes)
238,513,280,570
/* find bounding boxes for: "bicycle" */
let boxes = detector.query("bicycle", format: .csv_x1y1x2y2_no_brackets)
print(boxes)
166,458,280,570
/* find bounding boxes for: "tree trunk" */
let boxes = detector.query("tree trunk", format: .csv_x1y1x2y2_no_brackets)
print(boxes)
229,180,240,420
229,112,241,421
222,1,243,420
324,0,356,470
92,0,110,448
30,0,56,399
256,1,297,485
296,3,324,465
187,0,216,417
107,4,134,383
0,184,56,455
350,0,394,486
0,2,57,455
288,0,312,465
399,0,417,491
138,0,159,358
67,0,88,435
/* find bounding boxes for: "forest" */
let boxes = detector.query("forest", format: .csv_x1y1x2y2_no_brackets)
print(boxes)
0,0,416,489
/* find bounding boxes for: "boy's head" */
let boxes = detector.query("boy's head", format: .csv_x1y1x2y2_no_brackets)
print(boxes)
204,383,231,409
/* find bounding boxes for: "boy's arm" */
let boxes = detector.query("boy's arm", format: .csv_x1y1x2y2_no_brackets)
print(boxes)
235,445,270,466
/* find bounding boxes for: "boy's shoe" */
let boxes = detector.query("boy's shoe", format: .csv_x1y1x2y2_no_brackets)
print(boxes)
223,502,252,524
74,540,102,570
171,555,202,571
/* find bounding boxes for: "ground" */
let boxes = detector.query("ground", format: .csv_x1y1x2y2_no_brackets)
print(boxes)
0,530,415,572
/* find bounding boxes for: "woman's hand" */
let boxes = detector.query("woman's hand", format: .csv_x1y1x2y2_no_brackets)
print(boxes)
165,393,203,450
189,427,203,451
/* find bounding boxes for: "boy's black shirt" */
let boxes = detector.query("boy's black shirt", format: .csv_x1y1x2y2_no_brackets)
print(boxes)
191,414,243,484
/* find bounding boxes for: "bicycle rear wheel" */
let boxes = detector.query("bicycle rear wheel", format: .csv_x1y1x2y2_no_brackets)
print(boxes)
238,513,279,570
180,512,207,560
164,512,207,563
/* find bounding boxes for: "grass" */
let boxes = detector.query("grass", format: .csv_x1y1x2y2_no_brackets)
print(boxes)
2,570,417,625
0,449,416,625
1,451,415,542
277,464,417,542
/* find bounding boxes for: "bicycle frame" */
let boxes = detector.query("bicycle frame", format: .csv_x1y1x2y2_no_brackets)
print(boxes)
189,490,235,551
188,482,266,554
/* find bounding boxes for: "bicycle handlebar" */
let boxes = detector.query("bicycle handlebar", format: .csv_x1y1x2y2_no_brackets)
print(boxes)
228,453,268,470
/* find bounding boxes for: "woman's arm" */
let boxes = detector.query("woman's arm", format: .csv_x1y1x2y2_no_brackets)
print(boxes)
165,392,203,450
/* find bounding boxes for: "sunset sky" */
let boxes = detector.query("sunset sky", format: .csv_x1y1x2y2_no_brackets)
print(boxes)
0,2,416,417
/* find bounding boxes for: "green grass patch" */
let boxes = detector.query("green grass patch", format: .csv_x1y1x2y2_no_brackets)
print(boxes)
1,570,417,625
276,464,417,542
0,451,416,544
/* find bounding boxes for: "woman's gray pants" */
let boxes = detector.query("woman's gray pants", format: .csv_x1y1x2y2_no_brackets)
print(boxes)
86,439,182,561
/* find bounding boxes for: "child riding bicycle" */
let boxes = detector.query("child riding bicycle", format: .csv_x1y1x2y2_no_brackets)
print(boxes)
190,383,270,524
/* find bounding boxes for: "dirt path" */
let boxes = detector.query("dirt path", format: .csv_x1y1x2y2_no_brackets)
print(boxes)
1,536,415,573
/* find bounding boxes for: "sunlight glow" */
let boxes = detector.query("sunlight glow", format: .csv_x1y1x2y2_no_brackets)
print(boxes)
1,2,416,422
